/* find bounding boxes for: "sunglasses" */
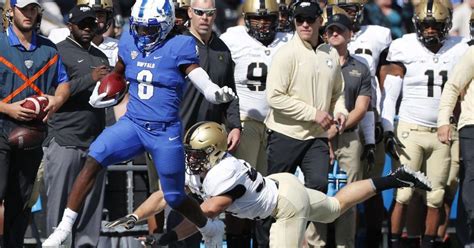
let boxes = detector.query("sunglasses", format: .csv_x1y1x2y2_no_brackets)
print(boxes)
295,16,317,24
192,7,216,17
76,19,98,30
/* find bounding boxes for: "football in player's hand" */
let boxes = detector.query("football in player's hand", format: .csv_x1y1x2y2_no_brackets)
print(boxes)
21,95,49,120
8,124,46,149
98,72,127,100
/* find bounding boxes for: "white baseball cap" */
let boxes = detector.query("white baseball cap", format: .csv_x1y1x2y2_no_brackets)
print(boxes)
10,0,41,8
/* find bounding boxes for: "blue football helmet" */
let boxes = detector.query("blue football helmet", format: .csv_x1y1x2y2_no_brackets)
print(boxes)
130,0,176,52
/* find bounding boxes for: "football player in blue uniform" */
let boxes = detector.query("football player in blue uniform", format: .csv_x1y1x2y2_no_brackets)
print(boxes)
42,0,235,246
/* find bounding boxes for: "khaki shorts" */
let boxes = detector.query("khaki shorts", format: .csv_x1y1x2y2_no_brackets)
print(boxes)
394,121,450,208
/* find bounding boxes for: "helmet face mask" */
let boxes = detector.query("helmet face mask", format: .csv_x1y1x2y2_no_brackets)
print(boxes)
242,0,279,45
277,0,293,32
173,0,190,32
77,0,114,33
184,122,228,175
337,4,362,27
130,0,175,53
245,13,279,44
185,146,211,175
415,19,446,45
326,0,367,28
413,0,450,47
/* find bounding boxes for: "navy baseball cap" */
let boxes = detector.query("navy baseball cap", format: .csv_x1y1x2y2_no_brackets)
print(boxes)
68,5,96,24
325,13,353,31
10,0,41,8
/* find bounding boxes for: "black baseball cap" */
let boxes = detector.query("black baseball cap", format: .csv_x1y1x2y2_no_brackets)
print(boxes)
325,13,353,31
293,1,323,18
68,4,96,24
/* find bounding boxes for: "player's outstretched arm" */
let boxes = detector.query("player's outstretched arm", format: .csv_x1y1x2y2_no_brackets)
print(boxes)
184,64,236,104
157,196,231,246
105,190,167,229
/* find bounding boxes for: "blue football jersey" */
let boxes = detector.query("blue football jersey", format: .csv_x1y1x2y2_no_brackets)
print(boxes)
119,31,199,122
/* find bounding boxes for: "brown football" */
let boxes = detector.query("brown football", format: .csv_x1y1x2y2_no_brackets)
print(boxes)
21,95,49,120
8,125,46,149
98,72,127,100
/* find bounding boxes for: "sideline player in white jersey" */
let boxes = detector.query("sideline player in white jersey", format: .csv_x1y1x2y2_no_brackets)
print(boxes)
219,0,292,246
220,0,292,176
104,121,432,248
380,0,469,246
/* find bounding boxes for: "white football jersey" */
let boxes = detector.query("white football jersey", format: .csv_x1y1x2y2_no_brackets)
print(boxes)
220,26,292,122
48,27,69,44
185,173,206,199
94,36,119,67
48,28,118,67
348,25,392,112
387,33,469,127
191,154,278,220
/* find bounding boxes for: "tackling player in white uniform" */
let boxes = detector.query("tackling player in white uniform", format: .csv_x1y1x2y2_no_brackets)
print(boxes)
105,121,432,248
219,0,292,246
380,0,469,246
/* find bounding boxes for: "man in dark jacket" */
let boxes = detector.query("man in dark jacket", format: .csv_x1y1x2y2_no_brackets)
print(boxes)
43,4,110,247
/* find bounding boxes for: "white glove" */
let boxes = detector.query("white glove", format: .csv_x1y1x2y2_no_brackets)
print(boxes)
214,86,236,104
198,218,225,247
89,81,117,108
42,225,72,247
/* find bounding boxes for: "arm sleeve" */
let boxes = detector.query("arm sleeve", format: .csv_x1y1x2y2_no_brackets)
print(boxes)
266,50,317,122
381,74,403,131
187,67,221,104
438,48,474,126
360,111,375,144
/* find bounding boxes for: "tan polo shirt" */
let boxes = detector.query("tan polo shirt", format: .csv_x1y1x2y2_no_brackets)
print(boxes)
438,46,474,130
264,34,348,141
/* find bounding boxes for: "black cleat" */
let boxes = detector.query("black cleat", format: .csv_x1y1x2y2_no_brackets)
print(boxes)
391,165,432,191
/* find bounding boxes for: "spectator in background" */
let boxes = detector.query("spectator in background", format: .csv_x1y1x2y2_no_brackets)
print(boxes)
364,0,405,38
0,0,70,246
450,0,474,38
318,13,372,247
43,5,110,247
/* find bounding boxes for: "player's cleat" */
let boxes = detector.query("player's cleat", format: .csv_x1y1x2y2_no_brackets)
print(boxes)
42,226,72,248
391,165,432,191
105,214,138,230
